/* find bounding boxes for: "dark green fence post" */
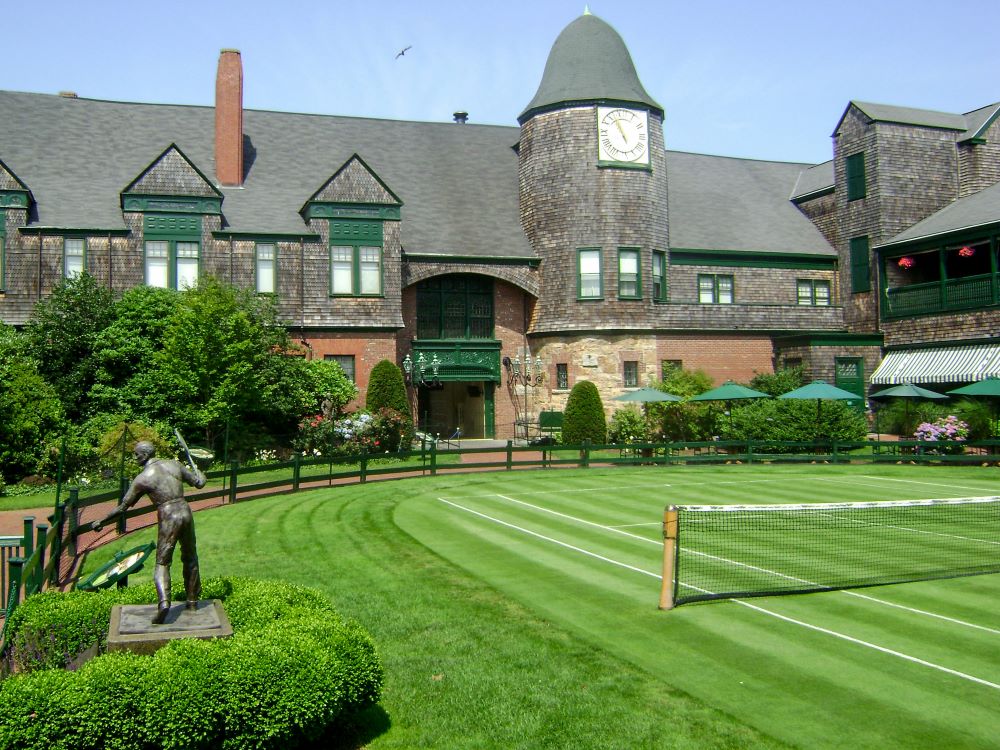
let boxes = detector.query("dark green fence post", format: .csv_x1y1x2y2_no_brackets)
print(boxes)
506,440,513,470
581,440,590,468
833,441,840,463
229,462,239,504
66,488,79,559
430,440,437,476
292,454,301,492
33,524,47,593
360,449,368,484
21,517,34,560
5,557,24,620
48,503,65,586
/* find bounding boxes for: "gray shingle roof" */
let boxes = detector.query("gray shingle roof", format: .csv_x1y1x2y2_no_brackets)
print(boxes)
667,151,835,255
880,180,1000,247
842,101,969,133
519,13,662,123
0,90,533,258
790,160,834,202
1,89,828,259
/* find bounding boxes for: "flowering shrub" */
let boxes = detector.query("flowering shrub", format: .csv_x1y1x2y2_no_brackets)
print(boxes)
296,408,413,457
914,415,968,454
897,256,915,269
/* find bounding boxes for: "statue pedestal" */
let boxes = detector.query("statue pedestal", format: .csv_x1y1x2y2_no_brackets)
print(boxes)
107,599,233,655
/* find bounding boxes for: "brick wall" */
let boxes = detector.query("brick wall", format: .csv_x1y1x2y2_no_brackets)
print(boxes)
306,331,398,410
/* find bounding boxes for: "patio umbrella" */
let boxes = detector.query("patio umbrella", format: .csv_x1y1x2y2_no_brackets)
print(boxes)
869,382,948,436
688,381,770,431
949,378,1000,435
612,387,682,403
778,380,863,439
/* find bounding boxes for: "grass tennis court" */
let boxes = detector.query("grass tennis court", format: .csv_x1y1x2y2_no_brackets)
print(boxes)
81,463,1000,748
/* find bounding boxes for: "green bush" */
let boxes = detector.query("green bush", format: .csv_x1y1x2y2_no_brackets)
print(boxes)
365,359,409,415
645,368,714,441
608,406,649,444
562,381,606,445
724,398,867,444
0,578,383,750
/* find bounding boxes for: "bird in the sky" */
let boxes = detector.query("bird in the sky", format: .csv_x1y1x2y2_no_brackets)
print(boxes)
395,46,412,59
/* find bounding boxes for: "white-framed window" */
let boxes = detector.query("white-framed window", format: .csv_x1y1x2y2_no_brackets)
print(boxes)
652,250,666,302
64,238,85,278
797,279,831,306
256,243,276,294
144,240,199,289
330,246,381,296
698,274,733,304
577,248,602,299
618,248,640,299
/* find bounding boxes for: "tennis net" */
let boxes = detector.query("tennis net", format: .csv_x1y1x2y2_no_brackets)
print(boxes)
659,496,1000,608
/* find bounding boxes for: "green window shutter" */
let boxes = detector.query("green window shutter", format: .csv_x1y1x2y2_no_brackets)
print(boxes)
846,153,866,201
330,219,382,246
0,228,6,290
849,236,871,293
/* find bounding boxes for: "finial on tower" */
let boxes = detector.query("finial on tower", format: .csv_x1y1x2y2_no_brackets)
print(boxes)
583,5,591,14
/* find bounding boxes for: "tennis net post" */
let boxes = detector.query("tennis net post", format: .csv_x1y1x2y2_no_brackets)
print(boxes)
659,505,678,610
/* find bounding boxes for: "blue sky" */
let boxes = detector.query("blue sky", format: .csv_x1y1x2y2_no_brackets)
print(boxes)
6,1,1000,164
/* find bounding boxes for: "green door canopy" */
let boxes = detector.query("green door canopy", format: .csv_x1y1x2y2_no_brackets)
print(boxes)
948,378,1000,397
689,382,770,402
410,340,502,382
778,380,864,402
869,383,948,400
612,387,682,403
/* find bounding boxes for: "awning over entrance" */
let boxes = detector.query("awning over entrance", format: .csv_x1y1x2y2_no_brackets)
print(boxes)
870,344,1000,385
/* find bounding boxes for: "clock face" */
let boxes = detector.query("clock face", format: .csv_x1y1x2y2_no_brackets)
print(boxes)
597,107,649,165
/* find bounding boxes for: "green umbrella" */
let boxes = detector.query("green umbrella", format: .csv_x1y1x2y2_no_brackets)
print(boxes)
613,387,682,403
869,383,948,400
949,378,1000,436
947,378,1000,397
689,381,770,432
869,382,948,437
778,380,863,439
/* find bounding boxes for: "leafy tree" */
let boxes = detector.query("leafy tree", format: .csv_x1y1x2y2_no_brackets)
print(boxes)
141,277,309,447
749,366,806,397
23,274,116,421
88,286,181,418
0,323,66,480
647,367,714,441
562,380,607,444
304,358,358,417
608,406,648,444
365,360,409,415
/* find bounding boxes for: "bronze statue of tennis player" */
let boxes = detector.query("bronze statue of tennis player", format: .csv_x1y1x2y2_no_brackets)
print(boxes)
94,439,206,624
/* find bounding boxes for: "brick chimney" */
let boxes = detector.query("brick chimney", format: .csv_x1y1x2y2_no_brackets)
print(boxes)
215,49,244,187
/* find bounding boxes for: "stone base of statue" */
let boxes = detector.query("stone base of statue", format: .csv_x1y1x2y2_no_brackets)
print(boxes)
107,599,233,655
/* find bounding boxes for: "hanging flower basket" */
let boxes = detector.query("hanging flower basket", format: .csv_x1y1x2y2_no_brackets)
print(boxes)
959,246,975,258
897,256,915,269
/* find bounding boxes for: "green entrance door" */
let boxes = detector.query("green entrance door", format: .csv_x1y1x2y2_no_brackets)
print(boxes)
835,357,865,409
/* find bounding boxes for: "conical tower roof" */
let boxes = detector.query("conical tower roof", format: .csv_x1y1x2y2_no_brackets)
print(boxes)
519,12,662,124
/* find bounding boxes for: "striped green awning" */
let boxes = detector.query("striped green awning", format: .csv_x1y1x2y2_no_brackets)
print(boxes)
870,345,1000,385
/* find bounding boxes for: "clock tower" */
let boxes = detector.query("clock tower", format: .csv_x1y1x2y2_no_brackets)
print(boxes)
518,11,668,336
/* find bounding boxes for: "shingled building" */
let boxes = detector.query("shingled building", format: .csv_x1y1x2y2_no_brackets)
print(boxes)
2,12,998,440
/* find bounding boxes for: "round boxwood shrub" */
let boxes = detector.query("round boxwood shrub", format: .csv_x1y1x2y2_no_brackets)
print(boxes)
562,380,607,445
0,577,382,750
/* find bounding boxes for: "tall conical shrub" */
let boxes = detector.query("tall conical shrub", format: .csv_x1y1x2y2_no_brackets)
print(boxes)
562,380,606,445
365,359,410,415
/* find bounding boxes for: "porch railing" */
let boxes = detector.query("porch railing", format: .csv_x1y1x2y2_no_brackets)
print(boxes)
884,273,996,318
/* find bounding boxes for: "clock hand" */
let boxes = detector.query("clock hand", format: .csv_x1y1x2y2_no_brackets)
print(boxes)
614,119,627,140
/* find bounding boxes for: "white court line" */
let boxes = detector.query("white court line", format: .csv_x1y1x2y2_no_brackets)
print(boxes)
439,496,1000,690
489,493,1000,636
858,475,1000,494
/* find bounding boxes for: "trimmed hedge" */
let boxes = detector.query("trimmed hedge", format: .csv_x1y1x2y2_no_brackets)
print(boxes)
562,380,607,445
0,578,382,750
